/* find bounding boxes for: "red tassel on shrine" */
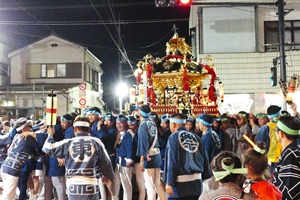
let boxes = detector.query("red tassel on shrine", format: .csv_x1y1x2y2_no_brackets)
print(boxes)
183,67,190,91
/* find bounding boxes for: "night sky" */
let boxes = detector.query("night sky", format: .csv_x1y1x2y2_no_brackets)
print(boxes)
0,0,190,110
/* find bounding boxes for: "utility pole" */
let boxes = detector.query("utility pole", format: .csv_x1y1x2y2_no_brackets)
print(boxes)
118,12,123,114
277,0,286,83
118,16,122,83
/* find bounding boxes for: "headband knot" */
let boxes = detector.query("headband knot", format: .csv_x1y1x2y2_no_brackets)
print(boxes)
213,157,248,181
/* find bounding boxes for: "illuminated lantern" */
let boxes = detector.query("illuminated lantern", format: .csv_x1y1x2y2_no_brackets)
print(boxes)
138,84,144,102
46,90,57,127
130,87,136,104
286,76,297,103
218,81,224,102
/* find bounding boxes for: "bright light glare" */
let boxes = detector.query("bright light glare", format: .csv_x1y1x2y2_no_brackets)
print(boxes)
116,82,128,98
180,0,190,5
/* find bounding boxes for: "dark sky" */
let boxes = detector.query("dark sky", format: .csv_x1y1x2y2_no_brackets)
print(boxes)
0,0,190,110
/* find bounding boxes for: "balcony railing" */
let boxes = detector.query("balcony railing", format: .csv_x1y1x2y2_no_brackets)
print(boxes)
264,43,300,52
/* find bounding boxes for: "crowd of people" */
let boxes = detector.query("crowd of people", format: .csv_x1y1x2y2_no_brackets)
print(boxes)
0,103,299,200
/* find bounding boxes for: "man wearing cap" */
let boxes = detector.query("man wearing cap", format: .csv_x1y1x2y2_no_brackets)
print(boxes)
164,113,211,200
42,116,115,200
255,105,282,173
272,115,300,200
197,114,221,162
136,105,167,200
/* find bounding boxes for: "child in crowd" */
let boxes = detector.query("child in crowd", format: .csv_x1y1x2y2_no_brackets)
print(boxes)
199,151,255,200
241,139,282,200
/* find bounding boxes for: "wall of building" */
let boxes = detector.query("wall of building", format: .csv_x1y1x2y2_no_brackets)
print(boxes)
200,51,300,94
257,3,300,51
0,35,13,86
190,3,300,112
9,38,85,84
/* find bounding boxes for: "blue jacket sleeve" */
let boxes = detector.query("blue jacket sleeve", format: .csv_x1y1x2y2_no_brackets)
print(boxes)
95,139,115,180
94,128,108,142
9,128,17,139
201,133,214,162
201,140,212,180
64,126,75,139
36,133,48,147
42,135,70,158
165,134,178,187
0,133,12,145
255,125,270,151
137,122,149,157
124,133,133,161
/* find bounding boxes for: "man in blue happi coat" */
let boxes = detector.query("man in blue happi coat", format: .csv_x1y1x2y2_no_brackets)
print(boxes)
197,114,221,162
163,113,212,200
85,107,107,140
42,116,115,200
136,105,167,200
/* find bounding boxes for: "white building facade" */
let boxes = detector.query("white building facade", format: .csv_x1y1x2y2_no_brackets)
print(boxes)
189,0,300,113
1,35,105,120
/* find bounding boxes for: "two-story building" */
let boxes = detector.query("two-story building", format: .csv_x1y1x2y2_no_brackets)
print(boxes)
0,35,105,120
189,0,300,113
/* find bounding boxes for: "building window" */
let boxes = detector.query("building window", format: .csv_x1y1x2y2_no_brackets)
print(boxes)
41,64,56,78
57,64,66,77
85,65,100,91
27,63,82,78
0,64,9,76
92,70,99,91
265,20,300,51
27,64,41,78
202,6,256,53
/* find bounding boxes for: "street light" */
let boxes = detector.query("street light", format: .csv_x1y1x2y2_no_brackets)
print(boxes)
116,82,128,114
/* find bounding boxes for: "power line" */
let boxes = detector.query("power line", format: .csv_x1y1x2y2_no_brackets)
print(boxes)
0,18,188,26
0,2,155,11
11,0,56,34
105,0,134,73
0,28,162,55
0,28,44,38
89,0,136,73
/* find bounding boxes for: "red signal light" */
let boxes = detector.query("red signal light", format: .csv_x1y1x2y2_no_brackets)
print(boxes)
179,0,191,5
155,0,191,7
